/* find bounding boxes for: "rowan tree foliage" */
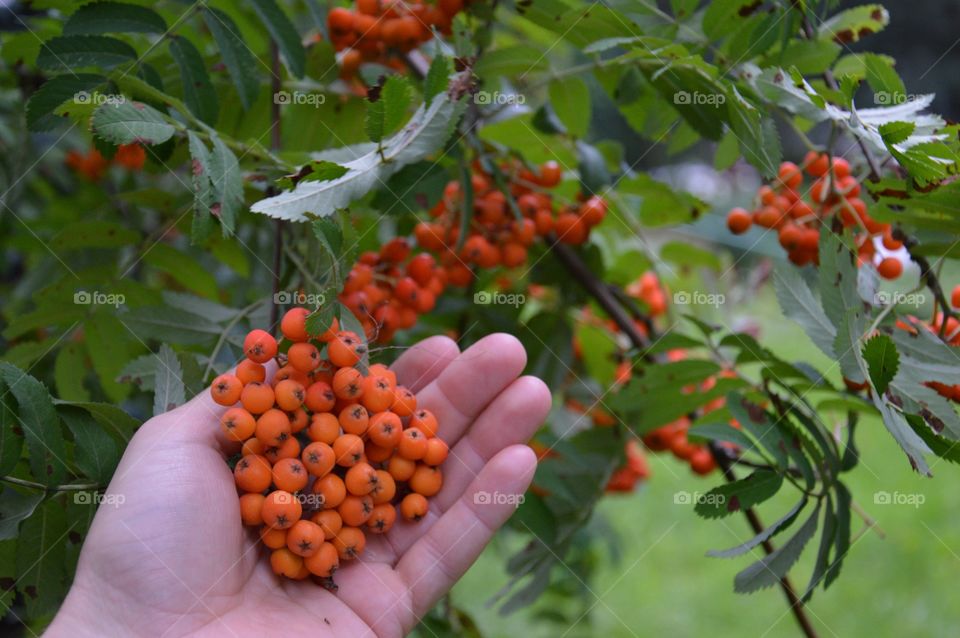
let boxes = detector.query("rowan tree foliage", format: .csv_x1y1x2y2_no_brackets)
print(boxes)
1,0,959,635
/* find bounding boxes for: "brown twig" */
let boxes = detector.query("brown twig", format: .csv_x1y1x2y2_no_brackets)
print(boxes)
269,42,283,327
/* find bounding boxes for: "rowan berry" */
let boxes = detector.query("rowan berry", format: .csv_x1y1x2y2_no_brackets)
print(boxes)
264,437,301,464
400,493,429,521
409,465,443,497
301,441,336,478
398,427,428,460
262,490,303,529
392,386,417,416
274,379,305,411
877,257,903,280
332,527,366,560
344,462,379,496
307,412,341,445
312,473,347,509
280,307,311,342
726,208,752,235
368,411,403,447
210,374,242,406
272,458,309,493
287,519,324,557
288,342,321,373
388,455,416,482
304,541,339,577
367,503,397,534
220,407,256,442
409,409,439,438
261,526,288,550
270,548,303,578
234,454,272,493
239,493,265,526
244,329,278,363
255,409,292,447
333,434,365,466
236,359,266,385
423,437,449,466
339,403,369,436
240,381,275,414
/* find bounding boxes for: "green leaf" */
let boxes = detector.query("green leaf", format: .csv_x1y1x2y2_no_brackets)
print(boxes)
50,220,140,250
366,76,413,143
475,46,546,78
687,422,760,455
0,387,23,476
54,342,90,402
617,173,707,227
36,35,136,71
703,0,759,40
549,77,590,138
728,89,781,176
120,306,222,345
169,35,219,125
207,133,244,235
0,488,42,541
714,129,740,170
91,100,176,145
143,243,219,299
424,55,452,104
249,0,306,78
773,265,836,358
52,400,140,441
305,302,339,338
734,504,820,594
337,303,370,370
187,131,216,243
819,4,889,44
660,241,721,271
202,8,260,110
825,483,851,588
153,344,185,416
278,160,349,190
694,470,783,519
777,39,841,75
16,500,68,617
26,73,106,131
63,2,166,35
805,495,836,601
58,407,119,484
707,499,808,559
0,363,67,486
862,334,898,394
251,84,466,221
864,54,906,105
84,313,133,403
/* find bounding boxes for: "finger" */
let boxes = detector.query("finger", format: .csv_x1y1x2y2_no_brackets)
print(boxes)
389,335,460,393
381,375,549,557
397,445,537,621
414,333,527,446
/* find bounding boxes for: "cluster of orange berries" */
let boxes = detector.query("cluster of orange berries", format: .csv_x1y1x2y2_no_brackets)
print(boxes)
208,307,448,585
326,0,464,79
65,143,145,181
726,152,905,279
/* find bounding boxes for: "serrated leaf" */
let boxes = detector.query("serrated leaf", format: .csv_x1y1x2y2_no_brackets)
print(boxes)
63,2,166,35
424,55,452,104
366,76,413,143
0,364,67,486
305,301,339,337
337,302,370,370
694,470,783,519
824,483,851,588
207,133,243,235
36,35,136,71
0,387,23,476
203,8,259,110
728,88,781,176
734,504,820,594
0,488,42,541
774,266,836,357
707,499,808,559
92,100,176,145
83,313,133,403
54,342,90,403
52,400,140,441
251,86,466,221
278,160,349,190
58,407,119,484
26,73,106,131
863,334,898,394
865,54,906,105
153,344,185,416
16,500,68,617
804,494,836,601
549,77,591,138
187,131,215,243
169,35,218,125
249,0,306,78
819,4,889,44
120,306,222,345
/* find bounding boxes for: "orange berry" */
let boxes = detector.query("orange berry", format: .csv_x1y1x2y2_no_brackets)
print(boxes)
286,519,324,557
220,407,256,442
339,403,369,436
288,407,308,433
244,329,277,363
264,437,301,464
210,374,242,406
240,381,275,414
952,284,960,309
804,151,830,177
280,307,311,342
537,160,562,187
241,438,266,456
392,386,417,416
287,342,320,373
307,412,341,445
301,441,335,477
388,455,416,482
332,367,364,400
304,381,336,413
361,375,395,412
272,365,309,388
332,527,366,560
777,161,802,189
312,473,347,509
409,409,439,438
366,503,397,534
260,525,288,549
370,470,396,505
398,427,428,460
239,493,265,526
234,454,272,493
423,437,449,466
365,441,393,463
368,411,403,448
236,359,266,385
274,379,305,411
689,448,716,475
344,462,379,496
270,548,303,578
579,196,607,226
400,493,429,521
338,494,374,527
303,541,339,577
726,208,752,234
272,458,309,493
311,509,343,540
255,409,291,447
409,464,443,496
261,490,303,529
328,331,366,367
877,257,903,280
333,434,365,467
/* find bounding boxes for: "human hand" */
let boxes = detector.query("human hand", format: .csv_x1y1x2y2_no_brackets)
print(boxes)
47,333,550,638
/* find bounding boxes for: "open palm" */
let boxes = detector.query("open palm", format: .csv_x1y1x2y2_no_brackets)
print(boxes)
48,334,550,638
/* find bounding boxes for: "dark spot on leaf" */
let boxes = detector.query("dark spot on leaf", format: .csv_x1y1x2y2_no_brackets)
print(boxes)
69,531,82,544
858,27,873,39
210,203,222,218
25,585,37,599
741,398,766,423
0,578,14,590
727,495,741,511
920,408,945,433
871,8,884,21
834,29,854,44
738,0,761,17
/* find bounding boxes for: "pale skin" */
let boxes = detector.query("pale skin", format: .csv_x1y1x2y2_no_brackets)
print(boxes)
47,333,551,638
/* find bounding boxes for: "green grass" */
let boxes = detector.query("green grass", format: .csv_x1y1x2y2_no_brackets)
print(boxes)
448,285,960,637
